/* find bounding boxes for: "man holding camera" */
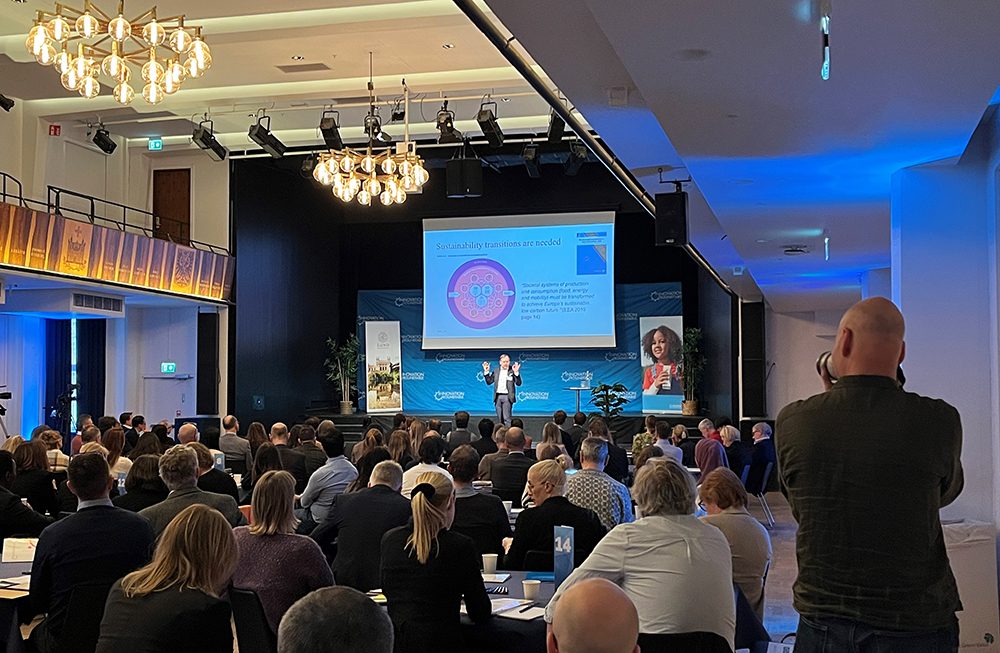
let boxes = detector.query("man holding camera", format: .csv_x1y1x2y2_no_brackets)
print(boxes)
776,297,963,653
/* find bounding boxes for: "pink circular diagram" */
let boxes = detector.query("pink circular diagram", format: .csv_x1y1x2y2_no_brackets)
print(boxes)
447,259,516,329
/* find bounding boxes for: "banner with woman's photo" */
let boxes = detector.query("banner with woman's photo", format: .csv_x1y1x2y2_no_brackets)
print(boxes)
639,316,684,413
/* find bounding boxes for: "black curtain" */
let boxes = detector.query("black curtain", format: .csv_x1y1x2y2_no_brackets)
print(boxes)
76,319,106,426
44,319,71,435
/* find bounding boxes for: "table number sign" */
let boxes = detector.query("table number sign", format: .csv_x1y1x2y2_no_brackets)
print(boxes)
553,525,574,588
213,452,226,471
117,472,127,495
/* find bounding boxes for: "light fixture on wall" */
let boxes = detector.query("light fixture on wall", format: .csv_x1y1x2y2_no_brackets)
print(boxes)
0,95,13,112
25,2,212,105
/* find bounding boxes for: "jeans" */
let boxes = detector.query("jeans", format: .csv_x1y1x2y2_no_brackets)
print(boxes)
294,507,317,535
794,616,959,653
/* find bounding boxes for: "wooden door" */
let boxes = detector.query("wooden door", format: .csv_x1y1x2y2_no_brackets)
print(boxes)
152,169,191,245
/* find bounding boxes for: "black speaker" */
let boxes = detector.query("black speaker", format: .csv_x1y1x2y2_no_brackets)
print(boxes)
655,192,688,246
197,312,219,416
446,158,483,198
740,302,766,417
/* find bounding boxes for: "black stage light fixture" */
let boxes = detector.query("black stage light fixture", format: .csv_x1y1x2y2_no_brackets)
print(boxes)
301,154,318,178
92,126,117,154
523,144,541,179
564,141,587,176
546,110,565,143
0,94,13,112
319,110,343,150
436,100,463,144
476,99,503,148
365,113,393,146
249,113,286,158
192,119,227,161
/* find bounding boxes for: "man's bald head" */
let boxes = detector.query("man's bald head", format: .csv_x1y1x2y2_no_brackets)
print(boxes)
505,427,526,451
548,579,639,653
833,297,906,379
177,423,199,445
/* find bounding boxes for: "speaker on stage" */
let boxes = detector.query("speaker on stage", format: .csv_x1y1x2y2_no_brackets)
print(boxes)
655,191,688,246
446,158,483,198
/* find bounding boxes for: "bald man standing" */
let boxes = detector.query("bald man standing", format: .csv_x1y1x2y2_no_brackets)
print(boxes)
547,578,639,653
776,297,963,653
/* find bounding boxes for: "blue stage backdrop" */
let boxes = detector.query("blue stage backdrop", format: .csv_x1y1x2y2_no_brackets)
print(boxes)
356,283,682,415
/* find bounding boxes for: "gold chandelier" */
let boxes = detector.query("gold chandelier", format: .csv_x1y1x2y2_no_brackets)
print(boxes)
25,1,211,105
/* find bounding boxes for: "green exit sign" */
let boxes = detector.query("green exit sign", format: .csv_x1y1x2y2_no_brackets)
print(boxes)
148,138,163,151
161,361,177,374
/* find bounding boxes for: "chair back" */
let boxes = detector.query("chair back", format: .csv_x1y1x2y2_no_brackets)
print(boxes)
636,631,733,653
739,464,750,485
56,582,114,653
523,549,554,571
756,462,773,496
228,460,248,476
230,587,277,653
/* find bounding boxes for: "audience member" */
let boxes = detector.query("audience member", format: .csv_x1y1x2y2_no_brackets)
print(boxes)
583,417,629,484
297,431,358,533
545,458,735,648
567,411,588,450
505,460,606,570
69,414,93,454
139,446,247,536
521,442,574,508
632,415,658,452
118,412,133,431
400,435,452,497
294,425,328,478
29,453,156,653
56,442,112,513
288,424,303,449
427,418,443,435
510,417,525,430
346,447,391,493
694,437,728,483
233,470,333,633
270,422,309,493
446,411,478,447
351,427,383,464
103,427,133,477
381,472,491,653
311,460,410,591
73,425,100,456
278,586,394,653
97,415,118,438
633,444,664,473
2,435,25,453
242,441,283,502
448,445,512,559
128,432,163,460
0,450,53,537
776,297,964,651
12,439,58,516
304,416,321,432
489,427,535,507
37,430,69,472
393,413,407,430
189,441,240,502
699,418,722,443
719,425,750,480
699,467,772,619
672,425,696,467
565,438,634,530
653,420,684,464
407,420,428,462
113,455,169,512
95,504,237,653
541,421,570,458
149,424,171,451
746,422,776,495
388,429,415,468
219,414,253,473
547,578,640,653
471,417,498,458
124,415,145,453
246,421,268,458
477,426,509,479
175,422,199,445
552,410,577,455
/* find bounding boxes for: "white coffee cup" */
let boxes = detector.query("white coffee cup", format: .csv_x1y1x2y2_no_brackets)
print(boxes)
482,553,498,574
233,474,242,486
522,579,541,600
502,501,513,515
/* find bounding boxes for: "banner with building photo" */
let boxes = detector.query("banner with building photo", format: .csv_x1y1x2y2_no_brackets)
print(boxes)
639,315,684,413
364,321,403,413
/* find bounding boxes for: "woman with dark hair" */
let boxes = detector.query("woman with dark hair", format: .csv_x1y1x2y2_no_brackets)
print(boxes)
346,447,392,493
150,424,172,450
288,424,302,449
128,433,163,461
245,422,268,459
634,444,665,472
113,455,169,512
641,324,683,395
241,442,282,505
12,440,58,516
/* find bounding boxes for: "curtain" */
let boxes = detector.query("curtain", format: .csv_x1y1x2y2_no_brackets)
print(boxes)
44,319,71,436
76,319,106,428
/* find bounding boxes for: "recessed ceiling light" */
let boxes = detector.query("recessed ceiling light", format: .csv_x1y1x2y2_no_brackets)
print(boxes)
442,44,455,49
11,0,27,4
501,97,510,102
756,239,769,243
673,48,710,61
291,56,305,60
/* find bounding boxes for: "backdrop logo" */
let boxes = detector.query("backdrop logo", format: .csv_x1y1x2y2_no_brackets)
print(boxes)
476,372,485,383
401,372,424,381
357,314,383,324
649,290,682,302
561,371,591,382
519,391,549,401
401,334,422,343
518,352,549,362
434,391,464,401
436,353,466,363
605,351,637,362
395,297,423,307
619,391,638,401
616,312,638,321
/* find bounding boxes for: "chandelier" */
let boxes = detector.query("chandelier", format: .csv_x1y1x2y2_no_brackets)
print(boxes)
25,1,211,105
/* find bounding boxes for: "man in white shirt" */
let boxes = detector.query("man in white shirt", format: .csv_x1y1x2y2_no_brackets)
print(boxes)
483,354,523,427
653,421,684,464
400,434,453,497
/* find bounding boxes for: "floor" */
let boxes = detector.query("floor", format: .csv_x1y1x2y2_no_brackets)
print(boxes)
748,491,800,642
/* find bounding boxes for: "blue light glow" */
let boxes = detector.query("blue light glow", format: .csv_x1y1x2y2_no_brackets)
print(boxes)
70,318,78,431
825,237,830,261
822,47,830,80
821,16,830,80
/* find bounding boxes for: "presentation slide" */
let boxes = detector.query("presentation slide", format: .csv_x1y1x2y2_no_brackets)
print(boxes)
422,212,616,350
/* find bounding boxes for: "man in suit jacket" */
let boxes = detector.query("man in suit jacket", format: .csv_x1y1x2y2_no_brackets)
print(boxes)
446,411,479,448
219,414,253,474
567,412,588,451
293,425,329,479
746,422,777,495
472,418,499,459
489,428,535,508
190,442,240,502
270,422,309,493
28,453,155,653
0,451,53,538
449,445,512,558
139,446,247,536
310,460,411,592
483,354,523,427
123,414,145,455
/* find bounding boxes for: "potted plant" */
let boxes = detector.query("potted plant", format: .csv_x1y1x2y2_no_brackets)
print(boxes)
325,334,359,415
680,327,706,416
590,380,630,420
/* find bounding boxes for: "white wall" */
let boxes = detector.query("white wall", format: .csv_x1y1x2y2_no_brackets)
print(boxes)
765,309,837,418
0,102,23,184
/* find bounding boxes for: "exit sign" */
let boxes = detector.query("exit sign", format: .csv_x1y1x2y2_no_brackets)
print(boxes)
148,138,163,151
160,361,176,374
48,125,61,137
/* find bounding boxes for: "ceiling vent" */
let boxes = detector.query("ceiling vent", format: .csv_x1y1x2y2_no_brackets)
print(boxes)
73,293,124,313
276,63,332,74
782,245,810,256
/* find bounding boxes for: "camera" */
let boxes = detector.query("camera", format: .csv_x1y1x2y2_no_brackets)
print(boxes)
816,350,907,387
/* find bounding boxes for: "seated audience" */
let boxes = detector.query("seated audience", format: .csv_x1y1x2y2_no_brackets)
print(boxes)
567,411,588,450
746,422,776,495
351,427,383,465
103,427,133,477
446,410,478,447
673,424,697,467
400,435,452,497
73,425,100,457
505,460,606,570
190,441,240,502
392,413,406,430
139,446,247,536
293,425,328,478
2,434,25,453
298,431,358,533
552,409,577,456
69,415,92,454
219,415,253,472
278,586,394,653
633,444,664,474
720,424,751,480
381,472,491,653
471,417,498,458
57,442,113,513
175,422,198,445
581,417,629,484
694,437,728,483
565,438,634,530
113,455,169,512
632,415,658,453
129,432,163,460
544,458,735,648
388,429,414,468
233,471,333,633
699,468,772,619
653,421,684,464
311,460,410,591
540,421,570,458
98,415,118,439
346,447,391,493
150,423,171,450
522,442,574,508
0,450,53,537
407,421,428,465
29,453,156,653
476,426,508,479
288,424,303,449
270,422,308,493
448,445,512,559
242,441,283,502
12,439,58,516
38,430,70,472
547,578,640,653
489,427,534,507
124,415,145,453
95,504,236,653
246,420,268,458
699,418,723,443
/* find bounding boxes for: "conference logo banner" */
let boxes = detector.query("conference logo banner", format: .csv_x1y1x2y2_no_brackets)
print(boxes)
364,321,402,413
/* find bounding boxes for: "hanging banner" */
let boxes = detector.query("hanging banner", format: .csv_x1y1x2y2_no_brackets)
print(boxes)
364,321,403,413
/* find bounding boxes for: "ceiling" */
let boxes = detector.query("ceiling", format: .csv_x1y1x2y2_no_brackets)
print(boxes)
482,0,1000,311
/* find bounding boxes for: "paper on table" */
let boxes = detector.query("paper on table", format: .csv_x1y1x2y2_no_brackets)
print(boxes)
1,538,37,563
497,606,546,621
461,598,530,615
0,576,31,591
481,573,510,583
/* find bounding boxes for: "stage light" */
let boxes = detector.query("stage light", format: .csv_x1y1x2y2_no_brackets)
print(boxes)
192,118,227,161
319,110,343,150
92,126,116,154
546,110,565,143
476,99,503,148
301,154,318,179
523,144,541,179
248,113,286,158
0,95,13,112
436,100,462,144
564,141,587,176
365,113,393,146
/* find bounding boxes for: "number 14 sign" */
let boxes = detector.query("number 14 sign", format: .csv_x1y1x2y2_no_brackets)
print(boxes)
554,525,574,588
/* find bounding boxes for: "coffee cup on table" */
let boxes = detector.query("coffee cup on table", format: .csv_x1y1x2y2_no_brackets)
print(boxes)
502,501,513,515
522,579,541,600
482,553,498,574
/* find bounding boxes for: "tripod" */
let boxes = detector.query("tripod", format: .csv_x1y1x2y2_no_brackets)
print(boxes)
0,391,11,441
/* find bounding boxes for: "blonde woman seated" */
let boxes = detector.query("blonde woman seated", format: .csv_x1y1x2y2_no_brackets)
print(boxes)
540,422,570,458
699,467,772,620
521,442,573,508
233,470,333,633
95,504,238,653
380,472,491,653
543,458,736,649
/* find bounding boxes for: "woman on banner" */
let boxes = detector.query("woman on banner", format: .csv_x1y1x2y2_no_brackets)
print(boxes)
641,325,683,395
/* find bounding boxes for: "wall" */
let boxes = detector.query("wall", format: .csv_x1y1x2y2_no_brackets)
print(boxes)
765,309,836,418
0,314,46,438
0,102,23,184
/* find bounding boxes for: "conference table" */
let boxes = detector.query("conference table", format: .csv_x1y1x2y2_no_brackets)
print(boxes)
0,561,31,653
459,570,553,653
